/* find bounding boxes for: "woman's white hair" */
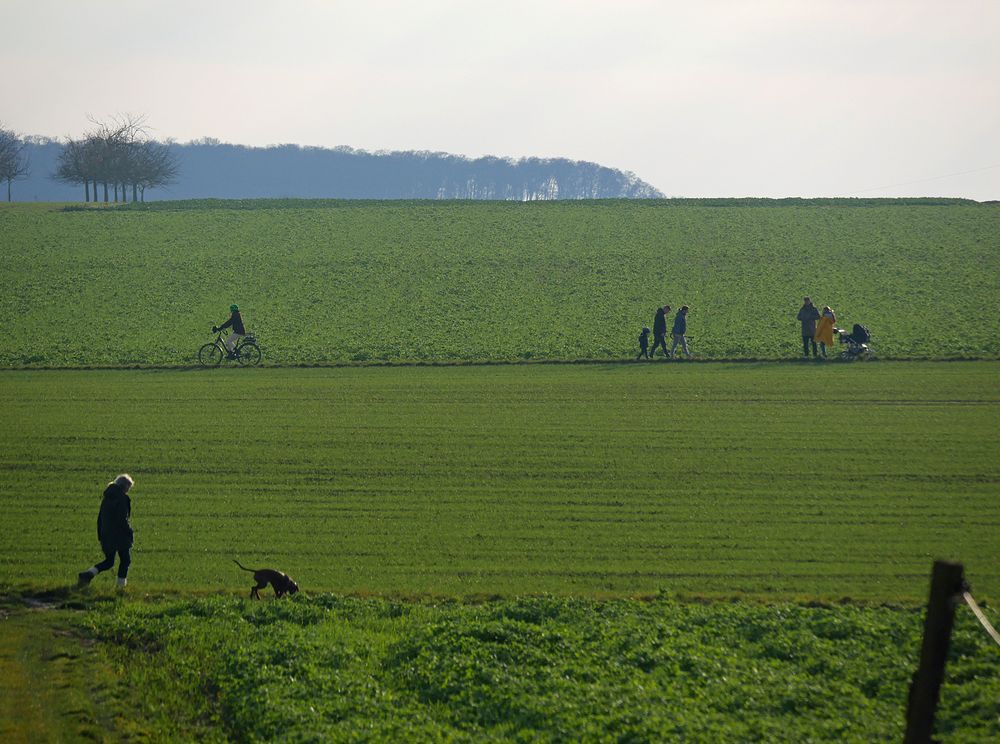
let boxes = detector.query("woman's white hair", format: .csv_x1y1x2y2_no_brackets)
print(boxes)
112,473,134,490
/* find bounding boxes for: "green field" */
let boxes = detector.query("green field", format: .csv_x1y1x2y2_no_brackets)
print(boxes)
1,200,998,366
72,595,1000,741
2,362,997,599
0,592,994,742
3,200,999,741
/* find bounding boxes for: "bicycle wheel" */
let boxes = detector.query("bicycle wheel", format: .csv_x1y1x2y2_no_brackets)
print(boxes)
237,342,262,367
198,343,223,367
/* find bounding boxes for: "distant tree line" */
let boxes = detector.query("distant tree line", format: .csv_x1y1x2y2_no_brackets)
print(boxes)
0,123,30,201
9,125,664,202
150,141,663,201
54,115,179,203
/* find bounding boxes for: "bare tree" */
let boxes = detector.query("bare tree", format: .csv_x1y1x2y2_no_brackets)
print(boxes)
93,116,134,203
133,140,179,201
54,133,109,202
53,115,180,203
0,124,30,201
54,137,89,201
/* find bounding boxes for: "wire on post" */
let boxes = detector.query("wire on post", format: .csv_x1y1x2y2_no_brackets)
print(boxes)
962,591,1000,648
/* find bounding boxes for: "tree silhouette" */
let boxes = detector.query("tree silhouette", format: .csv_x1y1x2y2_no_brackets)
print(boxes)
0,124,30,202
54,115,179,203
29,135,664,201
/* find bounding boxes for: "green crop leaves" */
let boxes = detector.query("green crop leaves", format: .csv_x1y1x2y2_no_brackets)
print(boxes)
1,201,998,366
81,595,1000,742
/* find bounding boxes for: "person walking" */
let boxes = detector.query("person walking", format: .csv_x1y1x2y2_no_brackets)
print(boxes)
636,327,651,360
671,305,692,358
77,474,135,590
814,306,837,358
797,297,821,358
651,305,671,359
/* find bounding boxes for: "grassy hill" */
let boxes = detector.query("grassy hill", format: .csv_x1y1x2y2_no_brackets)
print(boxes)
1,199,997,366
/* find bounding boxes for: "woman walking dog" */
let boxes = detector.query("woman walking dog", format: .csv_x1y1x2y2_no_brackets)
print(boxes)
77,474,136,590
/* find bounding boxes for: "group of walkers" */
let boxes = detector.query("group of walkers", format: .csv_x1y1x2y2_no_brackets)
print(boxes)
636,297,846,361
797,296,838,358
637,304,692,360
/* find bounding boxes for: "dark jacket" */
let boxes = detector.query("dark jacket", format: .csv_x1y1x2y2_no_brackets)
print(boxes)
98,483,133,549
672,312,687,335
797,304,820,336
638,331,649,348
653,308,667,336
219,311,246,335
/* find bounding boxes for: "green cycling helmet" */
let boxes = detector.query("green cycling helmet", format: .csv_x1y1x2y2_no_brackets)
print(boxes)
230,304,239,312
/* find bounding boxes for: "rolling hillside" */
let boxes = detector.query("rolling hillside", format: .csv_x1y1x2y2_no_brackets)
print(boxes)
1,199,997,366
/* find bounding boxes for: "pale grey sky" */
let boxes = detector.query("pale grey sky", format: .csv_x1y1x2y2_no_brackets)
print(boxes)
4,0,999,198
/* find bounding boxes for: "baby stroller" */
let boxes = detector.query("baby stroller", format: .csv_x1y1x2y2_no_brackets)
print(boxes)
836,324,875,361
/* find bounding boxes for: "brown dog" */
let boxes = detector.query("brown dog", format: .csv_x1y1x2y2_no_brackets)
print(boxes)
233,559,299,599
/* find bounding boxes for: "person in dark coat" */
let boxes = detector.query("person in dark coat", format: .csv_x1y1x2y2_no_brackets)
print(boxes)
636,327,651,360
213,304,246,359
797,297,821,357
77,474,135,590
671,305,692,358
651,305,671,359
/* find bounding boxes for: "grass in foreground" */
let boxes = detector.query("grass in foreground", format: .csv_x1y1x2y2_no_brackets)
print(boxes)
4,593,998,742
0,598,127,742
1,362,997,599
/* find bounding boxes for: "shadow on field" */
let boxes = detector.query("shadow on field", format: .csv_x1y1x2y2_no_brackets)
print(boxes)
0,586,125,612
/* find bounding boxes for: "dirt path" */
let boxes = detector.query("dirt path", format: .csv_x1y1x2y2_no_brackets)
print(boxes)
0,603,120,742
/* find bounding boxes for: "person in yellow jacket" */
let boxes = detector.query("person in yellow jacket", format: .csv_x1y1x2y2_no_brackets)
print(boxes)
814,306,837,357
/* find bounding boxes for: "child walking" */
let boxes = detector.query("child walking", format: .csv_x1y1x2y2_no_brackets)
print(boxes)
636,327,650,360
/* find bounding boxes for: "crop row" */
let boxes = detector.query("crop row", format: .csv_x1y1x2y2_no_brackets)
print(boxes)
1,363,997,599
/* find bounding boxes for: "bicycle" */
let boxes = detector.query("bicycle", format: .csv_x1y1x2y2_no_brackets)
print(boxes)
198,331,262,367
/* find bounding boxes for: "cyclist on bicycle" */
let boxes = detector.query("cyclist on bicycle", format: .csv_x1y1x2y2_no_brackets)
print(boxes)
212,304,246,359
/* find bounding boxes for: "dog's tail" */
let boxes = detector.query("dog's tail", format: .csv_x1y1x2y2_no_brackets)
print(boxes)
233,559,256,573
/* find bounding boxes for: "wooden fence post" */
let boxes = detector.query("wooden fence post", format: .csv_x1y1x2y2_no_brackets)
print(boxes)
903,560,965,744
